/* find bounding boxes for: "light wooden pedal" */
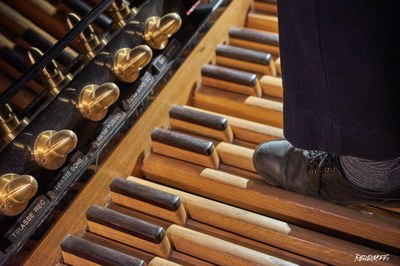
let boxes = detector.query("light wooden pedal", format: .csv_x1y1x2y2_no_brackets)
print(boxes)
229,27,279,55
275,57,281,75
194,86,283,128
110,178,188,225
169,105,234,143
260,75,283,99
215,142,256,172
201,64,262,97
215,44,276,76
60,235,146,266
253,0,278,15
166,224,293,266
151,128,220,169
246,12,278,33
86,205,172,258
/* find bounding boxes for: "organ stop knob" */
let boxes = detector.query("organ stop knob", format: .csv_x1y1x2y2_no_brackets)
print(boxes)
143,13,182,50
0,173,38,216
33,129,78,170
113,45,153,83
78,82,120,121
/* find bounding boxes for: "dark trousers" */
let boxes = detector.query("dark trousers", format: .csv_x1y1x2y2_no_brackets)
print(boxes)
278,0,400,160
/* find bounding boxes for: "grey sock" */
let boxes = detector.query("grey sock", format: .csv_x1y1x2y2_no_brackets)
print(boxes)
340,156,400,193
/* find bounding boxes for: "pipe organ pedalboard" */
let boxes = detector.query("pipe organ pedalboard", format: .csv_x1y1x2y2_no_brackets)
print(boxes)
0,0,399,265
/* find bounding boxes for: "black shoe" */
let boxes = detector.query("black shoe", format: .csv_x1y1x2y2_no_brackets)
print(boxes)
253,139,400,207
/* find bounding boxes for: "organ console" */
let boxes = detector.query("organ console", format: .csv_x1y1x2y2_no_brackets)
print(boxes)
0,0,399,265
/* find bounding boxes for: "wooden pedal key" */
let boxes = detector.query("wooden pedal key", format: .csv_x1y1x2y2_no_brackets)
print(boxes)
110,178,188,226
275,57,281,75
152,126,257,175
253,0,278,15
260,75,283,99
246,12,279,33
229,26,279,55
61,235,146,266
184,106,284,144
215,44,276,76
151,127,219,169
169,105,234,143
194,86,283,128
86,205,172,258
166,224,296,266
201,64,262,97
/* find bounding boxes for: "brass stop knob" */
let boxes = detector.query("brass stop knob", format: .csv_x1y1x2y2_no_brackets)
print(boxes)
33,130,78,170
143,13,182,50
0,173,38,216
113,45,153,83
78,82,120,121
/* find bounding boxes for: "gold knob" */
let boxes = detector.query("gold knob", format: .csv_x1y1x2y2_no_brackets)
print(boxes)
0,173,38,216
33,130,78,170
113,45,153,83
27,47,67,95
78,82,120,121
66,13,100,60
143,13,182,50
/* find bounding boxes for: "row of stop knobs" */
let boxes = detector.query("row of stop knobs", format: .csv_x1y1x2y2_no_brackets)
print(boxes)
0,13,182,216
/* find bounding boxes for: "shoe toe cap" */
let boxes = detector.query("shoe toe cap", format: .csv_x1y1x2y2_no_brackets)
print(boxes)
253,140,291,186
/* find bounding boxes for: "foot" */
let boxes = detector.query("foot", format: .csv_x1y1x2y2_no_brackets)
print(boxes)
253,139,400,207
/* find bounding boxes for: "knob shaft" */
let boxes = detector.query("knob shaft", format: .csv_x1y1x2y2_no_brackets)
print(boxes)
78,82,120,121
0,173,38,216
27,47,70,95
143,13,182,49
33,130,78,170
0,104,28,143
113,45,153,83
66,13,101,60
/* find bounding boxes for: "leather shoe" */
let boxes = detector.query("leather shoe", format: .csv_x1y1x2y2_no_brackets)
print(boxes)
253,139,400,207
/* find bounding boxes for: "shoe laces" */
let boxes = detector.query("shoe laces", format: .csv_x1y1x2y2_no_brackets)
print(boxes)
305,151,337,194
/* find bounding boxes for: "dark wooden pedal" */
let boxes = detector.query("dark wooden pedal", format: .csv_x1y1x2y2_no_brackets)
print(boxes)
151,128,220,168
201,64,262,97
61,235,145,266
215,44,276,76
169,105,234,142
111,177,188,225
229,27,279,55
86,205,172,258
